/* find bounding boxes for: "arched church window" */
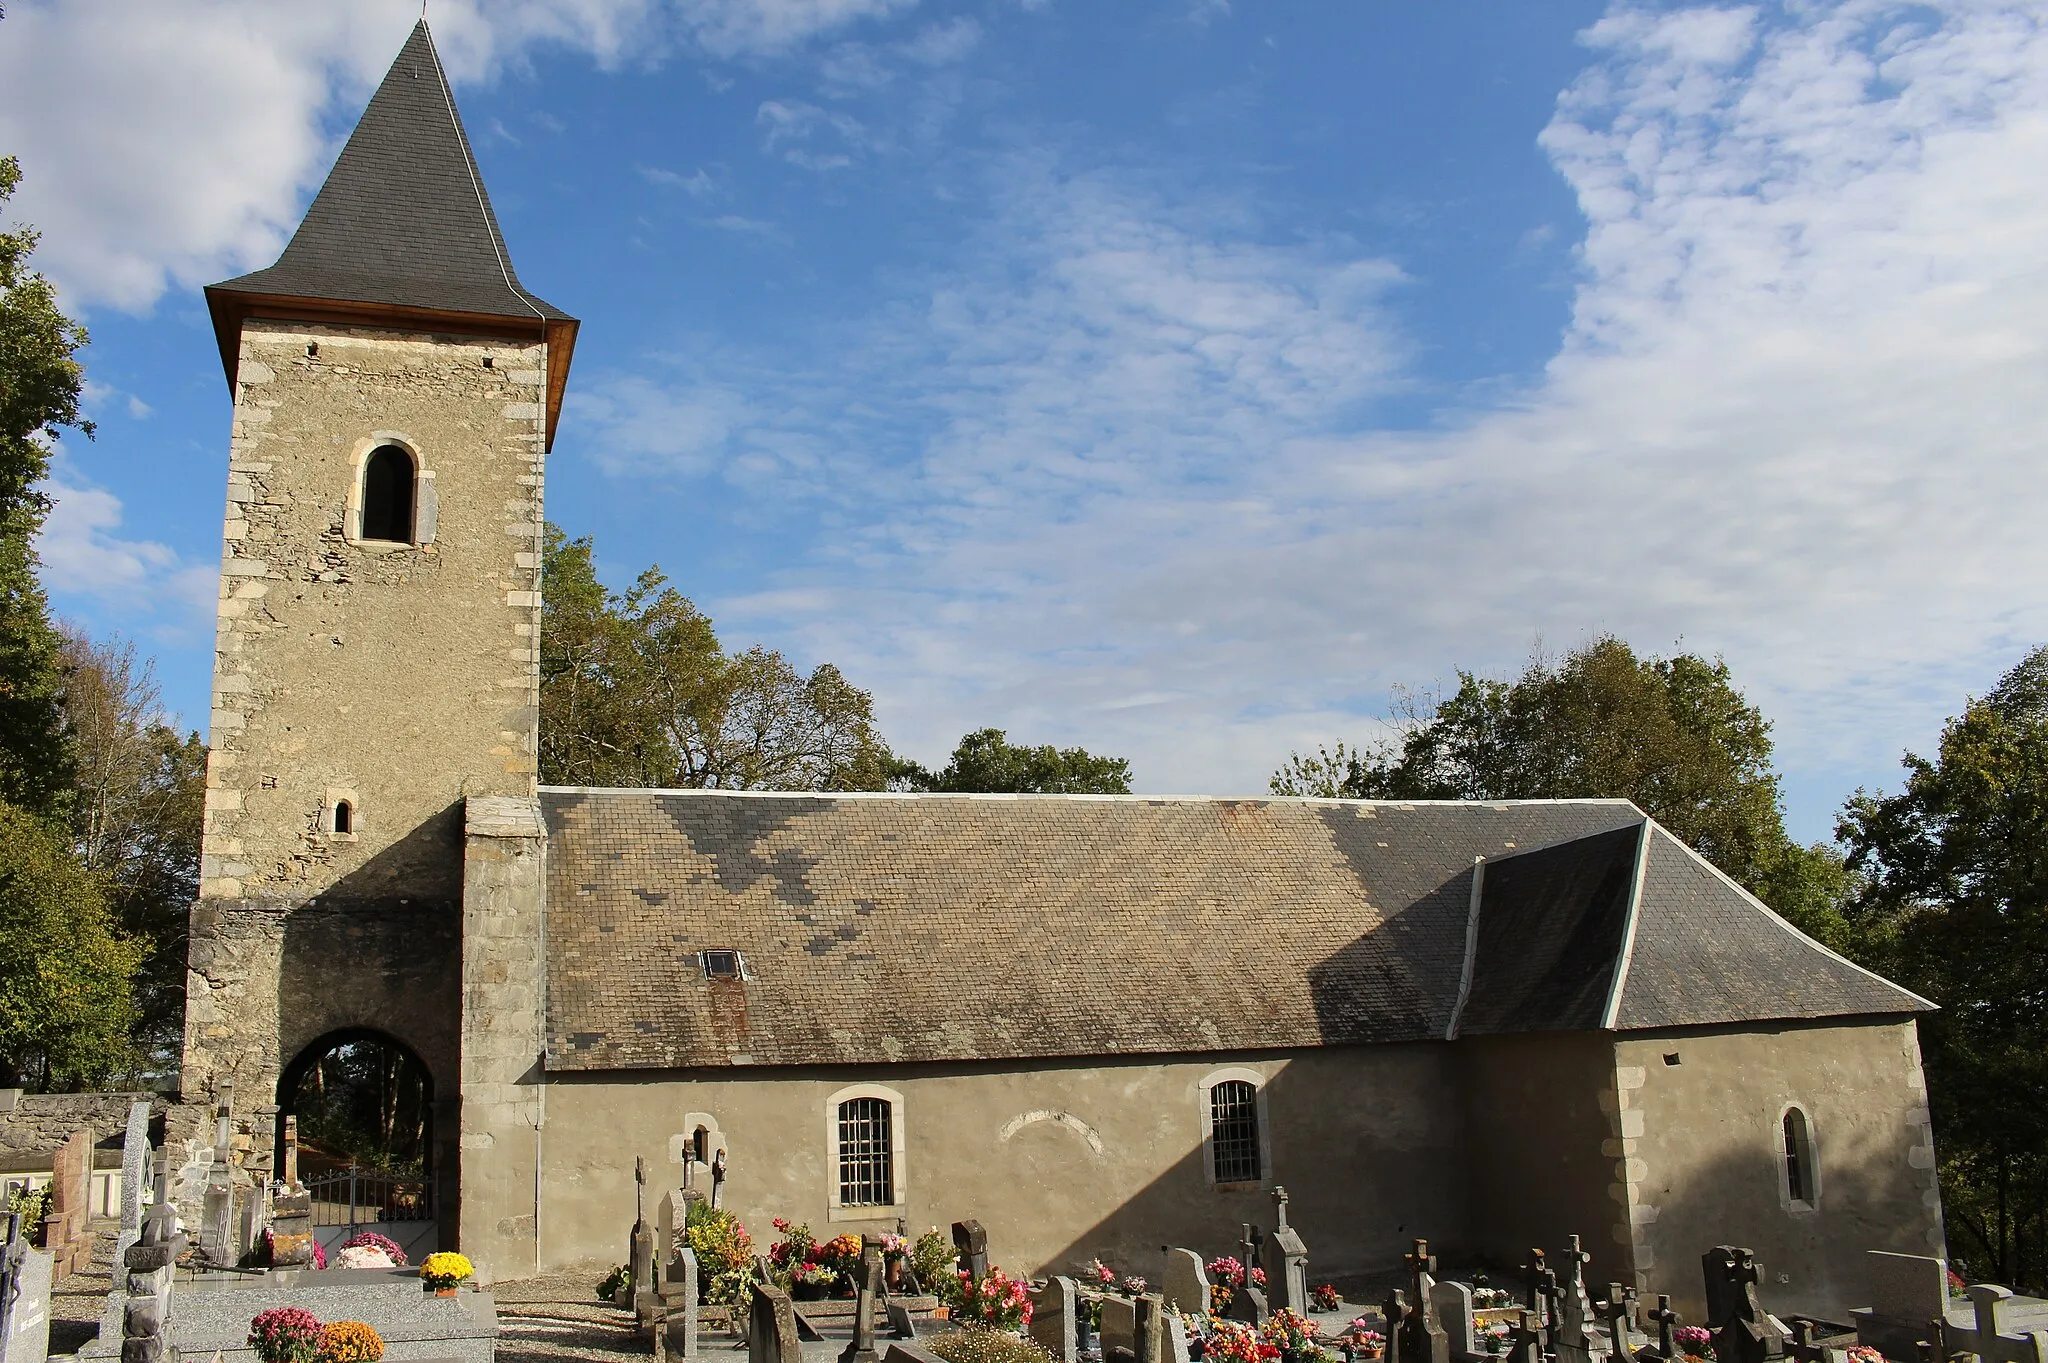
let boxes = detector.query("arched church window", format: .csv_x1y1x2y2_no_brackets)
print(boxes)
333,801,353,835
1782,1105,1819,1208
360,445,416,543
838,1096,894,1206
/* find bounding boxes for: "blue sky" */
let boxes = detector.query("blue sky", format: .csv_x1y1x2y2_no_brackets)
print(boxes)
4,0,2048,841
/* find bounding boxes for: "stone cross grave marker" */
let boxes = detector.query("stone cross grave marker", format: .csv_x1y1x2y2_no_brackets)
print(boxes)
632,1157,660,1326
1551,1237,1598,1363
750,1283,803,1363
1702,1247,1788,1363
1520,1250,1550,1317
1648,1295,1681,1362
838,1240,886,1363
1028,1276,1077,1363
1265,1188,1310,1315
1594,1284,1638,1363
1504,1312,1544,1363
1229,1225,1269,1324
1162,1248,1211,1318
953,1222,988,1284
1400,1240,1451,1363
281,1116,299,1189
1429,1280,1474,1360
660,1188,706,1295
1384,1290,1413,1363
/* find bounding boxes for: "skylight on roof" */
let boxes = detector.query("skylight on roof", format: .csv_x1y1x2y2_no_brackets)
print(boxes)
701,950,745,980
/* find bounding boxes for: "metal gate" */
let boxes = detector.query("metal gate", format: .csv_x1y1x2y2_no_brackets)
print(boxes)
303,1165,435,1234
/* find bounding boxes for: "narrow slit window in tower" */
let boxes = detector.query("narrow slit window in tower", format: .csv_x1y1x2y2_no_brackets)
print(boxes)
361,445,415,543
1783,1107,1816,1205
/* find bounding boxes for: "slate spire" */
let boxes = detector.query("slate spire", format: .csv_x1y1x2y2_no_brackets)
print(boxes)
205,21,577,442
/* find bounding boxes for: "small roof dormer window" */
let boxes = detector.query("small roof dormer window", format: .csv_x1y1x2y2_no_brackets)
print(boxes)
700,950,745,980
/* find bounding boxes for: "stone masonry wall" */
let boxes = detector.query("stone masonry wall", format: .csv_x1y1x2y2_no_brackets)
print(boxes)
183,319,548,1130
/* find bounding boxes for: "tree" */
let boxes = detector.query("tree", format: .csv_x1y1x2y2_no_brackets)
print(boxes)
0,797,141,1088
894,727,1133,794
1272,637,1848,939
1839,645,2048,1289
0,154,90,817
59,629,205,1071
539,526,893,790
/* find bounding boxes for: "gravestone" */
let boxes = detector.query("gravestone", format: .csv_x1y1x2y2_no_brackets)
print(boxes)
1550,1237,1598,1363
710,1149,728,1210
1135,1294,1173,1363
952,1222,988,1283
1429,1281,1474,1360
1102,1295,1139,1363
1853,1252,1948,1362
0,1216,52,1363
1399,1241,1450,1363
1162,1248,1211,1317
1265,1189,1310,1315
281,1115,300,1188
44,1130,92,1280
199,1097,238,1267
1385,1291,1413,1363
268,1187,316,1268
1029,1276,1078,1363
750,1283,803,1363
887,1301,921,1342
838,1242,885,1363
1648,1295,1682,1362
1702,1247,1788,1363
1594,1284,1638,1363
1519,1251,1550,1316
1162,1310,1193,1363
1228,1225,1269,1324
660,1188,707,1293
114,1101,151,1267
662,1246,699,1360
1503,1312,1544,1363
120,1239,176,1363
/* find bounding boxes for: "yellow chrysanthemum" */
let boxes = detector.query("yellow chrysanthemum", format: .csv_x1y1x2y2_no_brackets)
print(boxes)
420,1252,474,1284
317,1321,385,1363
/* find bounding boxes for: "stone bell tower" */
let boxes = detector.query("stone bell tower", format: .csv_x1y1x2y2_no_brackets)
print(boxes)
181,19,576,1203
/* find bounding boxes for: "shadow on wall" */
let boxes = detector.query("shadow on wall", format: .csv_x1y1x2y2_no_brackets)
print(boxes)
275,799,465,1239
1632,1108,1942,1326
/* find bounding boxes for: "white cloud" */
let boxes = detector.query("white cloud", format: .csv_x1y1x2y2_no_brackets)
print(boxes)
585,1,2048,812
756,98,868,167
0,0,921,311
36,477,217,623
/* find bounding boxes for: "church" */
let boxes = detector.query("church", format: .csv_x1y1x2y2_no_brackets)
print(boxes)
181,22,1945,1324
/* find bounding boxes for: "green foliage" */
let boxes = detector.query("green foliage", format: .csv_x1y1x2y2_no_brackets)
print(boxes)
683,1203,757,1305
910,1228,959,1304
895,727,1132,794
1839,645,2048,1288
284,1037,431,1174
4,1181,48,1243
0,798,140,1087
597,1263,632,1303
59,629,205,1072
540,526,892,791
1271,637,1848,936
0,155,89,818
924,1327,1054,1363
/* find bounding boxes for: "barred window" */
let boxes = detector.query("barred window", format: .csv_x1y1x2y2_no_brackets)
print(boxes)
1210,1079,1261,1183
838,1097,894,1206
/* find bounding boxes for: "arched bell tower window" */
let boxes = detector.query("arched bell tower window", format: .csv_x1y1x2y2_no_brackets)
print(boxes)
360,445,416,543
1780,1104,1820,1211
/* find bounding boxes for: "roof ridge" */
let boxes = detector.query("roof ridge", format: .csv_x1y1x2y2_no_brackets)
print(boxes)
536,786,1647,808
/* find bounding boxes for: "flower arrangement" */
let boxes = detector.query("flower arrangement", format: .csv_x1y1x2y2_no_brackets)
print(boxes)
1205,1258,1268,1316
1674,1325,1714,1359
1472,1287,1512,1309
341,1233,408,1267
1089,1260,1118,1288
249,1308,325,1363
685,1205,756,1306
822,1233,866,1274
598,1264,632,1303
316,1322,384,1363
420,1252,474,1292
924,1324,1059,1363
1260,1309,1332,1363
770,1219,821,1274
1477,1323,1511,1354
1204,1320,1280,1363
957,1267,1033,1332
1310,1284,1342,1312
1846,1349,1884,1363
1948,1269,1968,1298
796,1263,841,1289
912,1230,960,1305
1344,1323,1385,1361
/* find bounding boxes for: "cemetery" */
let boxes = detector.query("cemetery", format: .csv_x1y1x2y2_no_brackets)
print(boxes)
0,17,1992,1363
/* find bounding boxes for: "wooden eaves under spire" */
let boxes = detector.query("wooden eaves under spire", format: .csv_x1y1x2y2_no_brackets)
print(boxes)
204,20,578,450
